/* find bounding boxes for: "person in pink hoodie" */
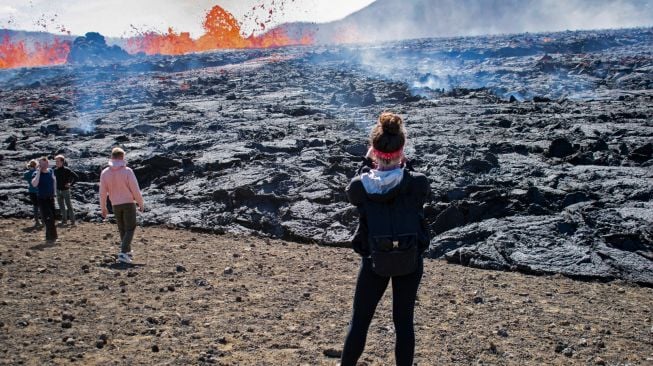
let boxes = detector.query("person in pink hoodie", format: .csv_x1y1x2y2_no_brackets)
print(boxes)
99,147,144,264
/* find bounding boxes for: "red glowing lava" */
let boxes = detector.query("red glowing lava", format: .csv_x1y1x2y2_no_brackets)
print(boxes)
0,3,314,69
0,36,70,69
126,5,313,55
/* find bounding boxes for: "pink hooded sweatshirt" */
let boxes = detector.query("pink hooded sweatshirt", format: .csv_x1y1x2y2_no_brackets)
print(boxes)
99,159,144,212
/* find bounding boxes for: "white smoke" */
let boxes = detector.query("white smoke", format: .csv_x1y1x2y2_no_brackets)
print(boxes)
307,0,653,43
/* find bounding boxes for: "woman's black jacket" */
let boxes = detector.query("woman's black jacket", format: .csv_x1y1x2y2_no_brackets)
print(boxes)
346,159,431,257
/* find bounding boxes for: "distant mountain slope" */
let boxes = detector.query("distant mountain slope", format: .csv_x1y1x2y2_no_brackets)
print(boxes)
282,0,653,43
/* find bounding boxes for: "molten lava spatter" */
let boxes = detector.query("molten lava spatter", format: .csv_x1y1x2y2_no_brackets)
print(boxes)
127,5,312,55
0,36,70,69
0,2,313,69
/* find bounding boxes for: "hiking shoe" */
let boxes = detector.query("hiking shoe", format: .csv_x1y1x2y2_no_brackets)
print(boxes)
117,253,132,264
70,221,76,227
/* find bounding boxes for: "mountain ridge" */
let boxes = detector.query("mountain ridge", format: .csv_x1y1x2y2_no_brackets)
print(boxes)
279,0,653,43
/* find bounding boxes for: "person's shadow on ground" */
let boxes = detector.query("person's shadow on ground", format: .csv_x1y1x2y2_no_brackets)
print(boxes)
22,226,42,233
29,241,58,251
102,262,146,270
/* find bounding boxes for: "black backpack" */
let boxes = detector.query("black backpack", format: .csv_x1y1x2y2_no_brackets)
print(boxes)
361,170,428,277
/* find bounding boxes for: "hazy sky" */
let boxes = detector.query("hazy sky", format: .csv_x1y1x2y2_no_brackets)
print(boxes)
0,0,376,37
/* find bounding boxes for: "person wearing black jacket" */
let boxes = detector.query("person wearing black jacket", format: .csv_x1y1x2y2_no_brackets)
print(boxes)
340,112,430,366
54,155,79,226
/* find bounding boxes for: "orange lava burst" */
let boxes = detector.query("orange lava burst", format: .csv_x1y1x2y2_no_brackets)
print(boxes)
126,5,313,55
0,36,70,69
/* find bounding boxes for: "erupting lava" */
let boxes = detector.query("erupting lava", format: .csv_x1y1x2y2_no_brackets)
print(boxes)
0,4,313,69
126,5,313,55
0,36,70,69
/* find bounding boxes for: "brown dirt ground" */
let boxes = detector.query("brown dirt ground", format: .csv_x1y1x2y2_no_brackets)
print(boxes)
0,218,651,365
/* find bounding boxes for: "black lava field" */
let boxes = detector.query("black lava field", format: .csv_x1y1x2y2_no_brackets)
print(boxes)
1,28,651,285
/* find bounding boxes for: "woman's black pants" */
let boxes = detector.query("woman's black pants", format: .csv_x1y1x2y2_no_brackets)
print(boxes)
341,257,423,366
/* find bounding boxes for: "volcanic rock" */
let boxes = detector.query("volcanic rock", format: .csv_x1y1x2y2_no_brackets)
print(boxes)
548,138,575,158
0,27,651,286
629,143,652,163
67,32,131,64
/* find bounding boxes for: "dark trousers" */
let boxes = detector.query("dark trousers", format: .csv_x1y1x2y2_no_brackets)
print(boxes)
28,193,40,224
113,203,137,253
56,189,75,223
341,257,423,366
38,197,57,241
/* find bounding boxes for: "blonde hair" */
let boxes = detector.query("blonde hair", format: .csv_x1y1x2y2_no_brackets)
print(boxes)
111,147,125,159
26,159,38,168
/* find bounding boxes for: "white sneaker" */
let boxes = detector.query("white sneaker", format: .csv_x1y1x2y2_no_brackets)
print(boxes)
117,253,132,264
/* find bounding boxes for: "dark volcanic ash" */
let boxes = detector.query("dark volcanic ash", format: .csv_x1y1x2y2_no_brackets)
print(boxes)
0,28,651,285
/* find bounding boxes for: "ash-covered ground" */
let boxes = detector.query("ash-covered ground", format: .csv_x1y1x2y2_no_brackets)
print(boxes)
0,28,651,285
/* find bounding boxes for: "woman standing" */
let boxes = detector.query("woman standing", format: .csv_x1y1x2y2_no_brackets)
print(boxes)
340,112,430,366
53,155,79,226
23,160,41,227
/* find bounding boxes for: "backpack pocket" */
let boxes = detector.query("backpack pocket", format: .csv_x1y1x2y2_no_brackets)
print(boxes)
370,234,419,277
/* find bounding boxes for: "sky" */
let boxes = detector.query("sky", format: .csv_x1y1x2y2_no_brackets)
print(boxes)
0,0,376,37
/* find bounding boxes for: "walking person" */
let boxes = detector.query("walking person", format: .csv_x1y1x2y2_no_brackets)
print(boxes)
340,112,430,366
99,147,144,264
53,155,79,226
31,157,58,244
23,160,41,227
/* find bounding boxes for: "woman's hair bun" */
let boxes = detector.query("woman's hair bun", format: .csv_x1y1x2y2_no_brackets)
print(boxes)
378,112,403,135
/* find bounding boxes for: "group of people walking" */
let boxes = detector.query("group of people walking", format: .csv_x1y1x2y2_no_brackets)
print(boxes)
25,147,143,264
22,112,429,365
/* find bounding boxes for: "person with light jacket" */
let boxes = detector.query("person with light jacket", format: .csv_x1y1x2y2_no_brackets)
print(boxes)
99,147,144,264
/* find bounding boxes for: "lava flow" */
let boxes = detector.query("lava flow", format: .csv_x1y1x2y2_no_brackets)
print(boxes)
0,4,313,69
127,5,313,55
0,36,70,69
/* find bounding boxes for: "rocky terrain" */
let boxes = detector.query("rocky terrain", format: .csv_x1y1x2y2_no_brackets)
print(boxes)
0,28,651,285
0,218,652,365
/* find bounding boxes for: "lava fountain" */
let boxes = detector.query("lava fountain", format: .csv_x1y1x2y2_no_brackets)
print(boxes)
0,36,70,69
126,5,313,55
0,4,313,69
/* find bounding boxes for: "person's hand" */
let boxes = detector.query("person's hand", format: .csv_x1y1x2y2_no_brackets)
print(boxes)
138,205,144,213
65,183,71,188
101,208,108,219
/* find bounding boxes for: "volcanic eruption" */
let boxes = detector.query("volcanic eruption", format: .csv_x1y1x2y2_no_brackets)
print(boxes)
125,5,313,56
0,3,314,69
0,35,70,69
